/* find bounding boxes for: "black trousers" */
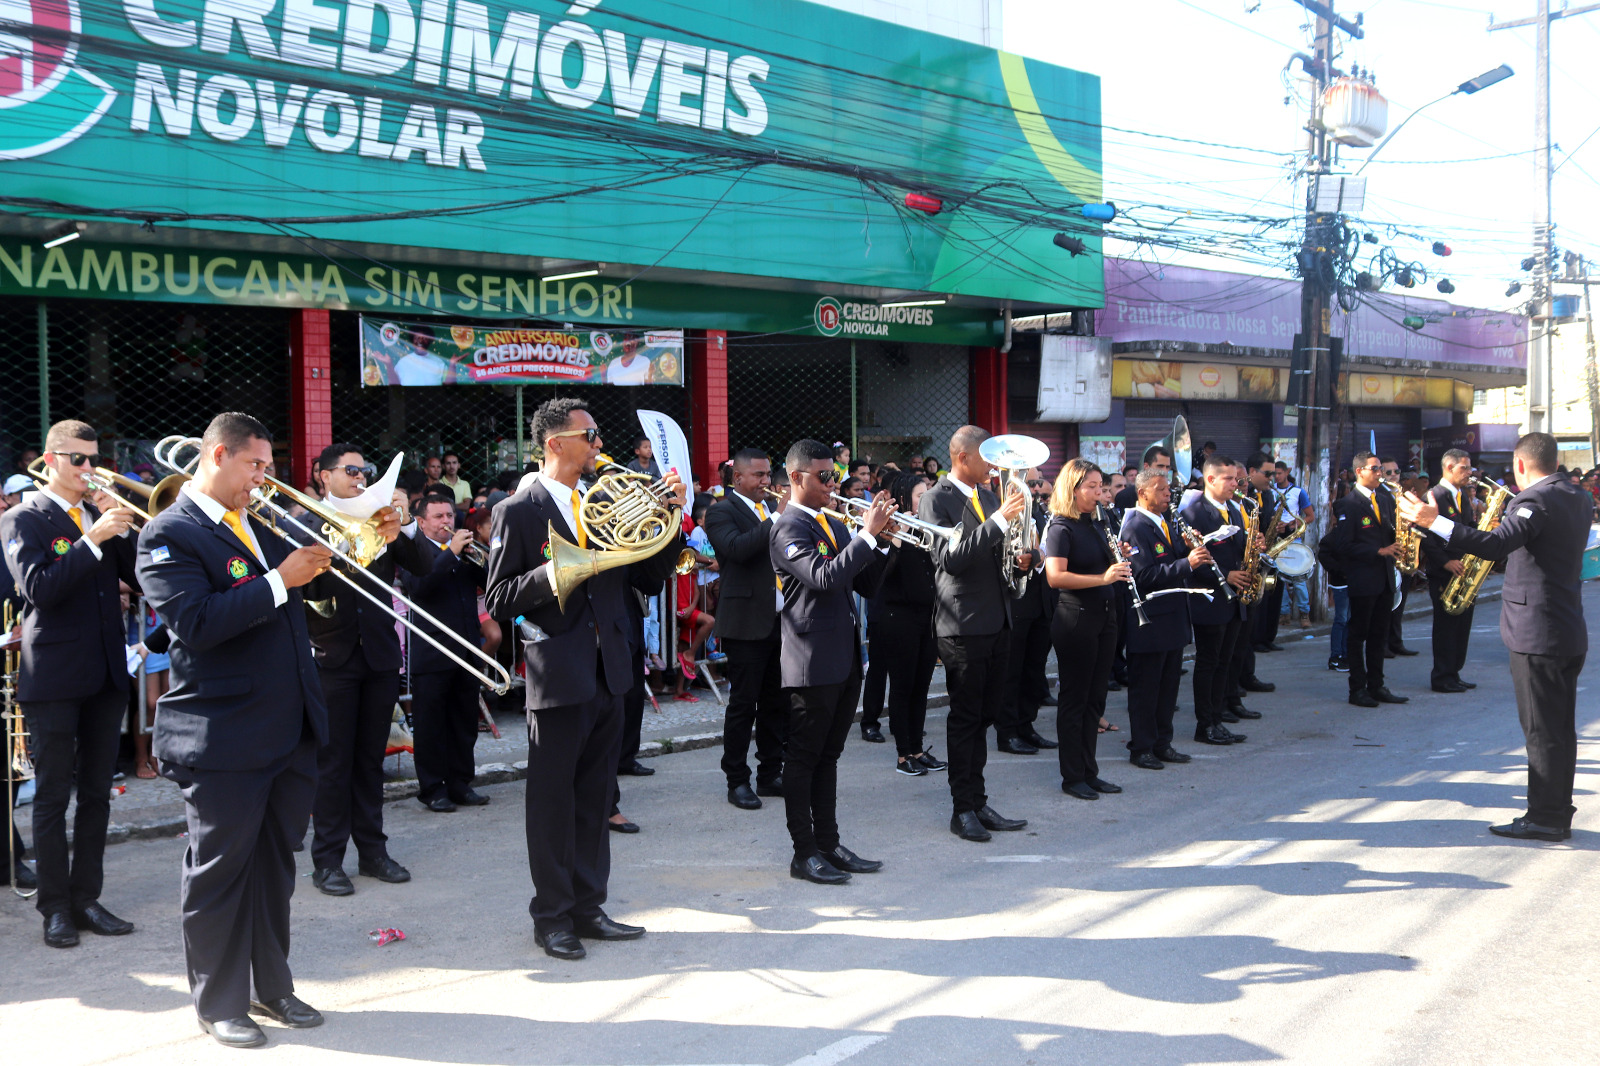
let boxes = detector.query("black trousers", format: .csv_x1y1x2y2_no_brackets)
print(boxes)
861,619,888,732
1509,650,1586,828
411,668,480,803
1112,588,1130,683
1191,616,1244,730
612,647,647,818
1427,579,1474,686
1053,600,1114,785
1126,648,1183,756
1000,610,1053,740
1345,592,1393,695
1254,580,1284,645
525,679,623,935
312,656,398,871
1234,634,1256,688
783,660,862,859
880,605,937,758
939,630,1009,814
1389,585,1409,649
720,635,786,788
24,681,126,917
164,731,317,1023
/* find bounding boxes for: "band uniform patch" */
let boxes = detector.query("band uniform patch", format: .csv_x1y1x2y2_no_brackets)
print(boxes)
1153,542,1166,555
817,540,831,557
1516,506,1533,519
150,546,170,563
227,556,251,580
6,537,20,556
541,540,552,560
1361,516,1373,527
50,537,71,555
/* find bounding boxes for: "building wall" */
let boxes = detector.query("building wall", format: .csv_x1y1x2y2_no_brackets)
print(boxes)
803,0,1001,44
1471,318,1597,440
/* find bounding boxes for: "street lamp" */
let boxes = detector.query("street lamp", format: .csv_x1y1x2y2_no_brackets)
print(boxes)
1353,64,1515,174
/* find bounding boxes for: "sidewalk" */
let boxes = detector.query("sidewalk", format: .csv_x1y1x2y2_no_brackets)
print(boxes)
13,575,1502,845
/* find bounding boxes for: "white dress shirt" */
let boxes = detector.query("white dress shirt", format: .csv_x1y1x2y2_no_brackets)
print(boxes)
732,489,785,610
182,482,288,607
38,485,103,561
943,473,1009,534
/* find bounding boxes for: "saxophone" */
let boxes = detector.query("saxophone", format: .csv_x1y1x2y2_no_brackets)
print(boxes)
1441,479,1513,615
1389,479,1423,576
1240,492,1287,606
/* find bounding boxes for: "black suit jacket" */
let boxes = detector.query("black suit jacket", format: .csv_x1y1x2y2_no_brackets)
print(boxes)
1119,509,1193,653
919,477,1013,639
1421,482,1471,583
1434,474,1590,657
404,536,485,675
484,477,681,710
302,520,430,672
769,507,888,688
1179,495,1248,626
1323,488,1396,597
1,492,138,704
136,493,329,771
703,493,778,641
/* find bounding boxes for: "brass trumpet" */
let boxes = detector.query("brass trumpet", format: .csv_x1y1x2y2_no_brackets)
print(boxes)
3,603,35,899
26,458,186,528
827,492,959,550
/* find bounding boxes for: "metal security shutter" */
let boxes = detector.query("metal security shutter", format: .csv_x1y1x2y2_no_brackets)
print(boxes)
1337,407,1418,468
1125,400,1268,466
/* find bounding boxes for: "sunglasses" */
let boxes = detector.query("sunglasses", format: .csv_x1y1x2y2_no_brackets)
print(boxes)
337,464,377,480
1027,479,1047,489
50,450,97,468
799,467,838,485
549,427,600,444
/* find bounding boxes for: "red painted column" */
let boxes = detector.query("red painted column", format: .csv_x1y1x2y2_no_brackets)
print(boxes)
688,330,729,490
968,346,1009,434
289,309,332,490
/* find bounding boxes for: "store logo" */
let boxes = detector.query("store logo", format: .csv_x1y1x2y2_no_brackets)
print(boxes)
1363,376,1381,395
815,297,843,337
0,0,118,159
1198,366,1221,388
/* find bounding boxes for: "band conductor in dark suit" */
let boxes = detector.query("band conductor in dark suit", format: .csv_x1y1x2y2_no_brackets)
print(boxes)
919,425,1030,843
137,412,335,1048
1420,449,1478,693
484,398,685,962
770,439,893,885
703,448,787,811
1178,454,1253,747
1321,451,1409,708
1,418,140,948
1400,432,1591,841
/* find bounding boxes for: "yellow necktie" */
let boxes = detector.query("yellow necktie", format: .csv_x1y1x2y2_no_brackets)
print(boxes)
569,489,587,549
757,503,769,520
67,506,83,533
1159,516,1171,543
970,490,986,522
1370,492,1382,524
222,510,261,564
818,514,839,551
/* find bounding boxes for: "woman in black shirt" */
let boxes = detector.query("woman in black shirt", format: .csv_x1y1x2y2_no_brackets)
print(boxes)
1044,459,1132,800
876,474,944,776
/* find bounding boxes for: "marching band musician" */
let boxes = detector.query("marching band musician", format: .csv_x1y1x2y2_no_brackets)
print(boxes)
137,413,335,1047
997,469,1059,756
919,426,1030,843
484,398,685,961
1398,432,1590,841
1120,470,1210,770
1321,453,1409,708
1178,455,1252,746
769,439,893,884
0,419,139,948
304,444,430,896
1233,457,1277,698
1422,449,1478,694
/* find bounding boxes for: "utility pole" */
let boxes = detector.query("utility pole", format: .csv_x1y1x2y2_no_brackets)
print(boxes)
1581,260,1599,462
1490,0,1600,433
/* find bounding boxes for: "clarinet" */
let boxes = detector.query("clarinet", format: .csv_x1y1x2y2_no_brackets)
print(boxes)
1169,503,1237,602
1096,505,1149,627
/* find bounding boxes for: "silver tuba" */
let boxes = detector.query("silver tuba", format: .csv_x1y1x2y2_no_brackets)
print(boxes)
979,434,1050,595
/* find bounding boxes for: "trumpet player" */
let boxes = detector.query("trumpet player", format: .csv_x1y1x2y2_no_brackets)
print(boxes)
0,419,139,948
1423,449,1479,693
1179,455,1253,746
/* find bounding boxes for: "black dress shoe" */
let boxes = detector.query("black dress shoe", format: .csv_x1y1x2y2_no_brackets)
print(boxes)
1154,746,1191,764
1106,680,1123,692
1129,752,1165,770
200,1017,267,1048
312,867,355,896
534,928,587,960
1061,780,1099,801
1382,648,1396,659
1239,676,1276,692
249,994,324,1028
976,805,1026,831
727,784,762,810
790,853,851,883
998,736,1038,755
1089,777,1123,794
617,760,656,776
1219,710,1241,723
860,724,886,743
451,788,491,806
1194,725,1235,746
1456,679,1477,689
357,855,411,883
1371,687,1410,704
1390,644,1420,656
1229,704,1263,720
609,818,640,834
1432,682,1469,693
43,911,79,948
1489,817,1569,842
755,778,784,797
573,912,646,940
1022,728,1059,750
423,795,457,813
1348,690,1380,707
950,811,992,842
73,902,134,936
915,750,947,772
823,844,883,873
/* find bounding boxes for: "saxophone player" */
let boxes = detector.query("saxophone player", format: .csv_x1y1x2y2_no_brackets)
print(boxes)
1398,432,1590,841
1321,452,1409,708
1422,450,1477,693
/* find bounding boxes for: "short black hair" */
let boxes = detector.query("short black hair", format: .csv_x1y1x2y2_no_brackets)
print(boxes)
1380,455,1398,467
1122,464,1138,476
44,419,96,452
1275,460,1290,471
1202,453,1235,474
442,452,459,462
1514,431,1557,474
731,447,768,469
317,442,361,469
787,438,832,473
1441,448,1471,464
202,412,272,455
1144,445,1172,465
1246,451,1271,473
1352,451,1376,472
418,492,456,516
531,397,590,449
1202,440,1217,450
632,432,650,449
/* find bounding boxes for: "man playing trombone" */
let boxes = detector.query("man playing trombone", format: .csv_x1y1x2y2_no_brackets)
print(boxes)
0,419,140,948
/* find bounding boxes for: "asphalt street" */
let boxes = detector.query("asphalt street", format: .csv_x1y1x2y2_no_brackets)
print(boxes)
3,583,1597,1066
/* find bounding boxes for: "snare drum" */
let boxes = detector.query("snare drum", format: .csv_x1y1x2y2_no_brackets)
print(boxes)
1271,541,1316,578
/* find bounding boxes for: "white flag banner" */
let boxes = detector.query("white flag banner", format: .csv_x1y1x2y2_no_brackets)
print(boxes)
637,410,691,488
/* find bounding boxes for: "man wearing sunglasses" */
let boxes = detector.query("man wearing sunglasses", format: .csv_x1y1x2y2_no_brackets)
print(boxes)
0,419,141,947
301,443,427,897
1319,452,1408,708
